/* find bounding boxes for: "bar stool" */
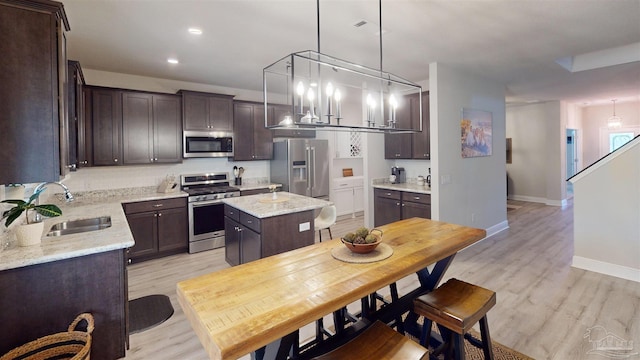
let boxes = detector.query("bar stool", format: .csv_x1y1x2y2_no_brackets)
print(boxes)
413,278,496,360
311,321,428,360
314,205,336,242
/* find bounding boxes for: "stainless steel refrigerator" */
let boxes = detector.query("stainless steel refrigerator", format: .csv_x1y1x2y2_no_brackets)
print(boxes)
270,139,329,199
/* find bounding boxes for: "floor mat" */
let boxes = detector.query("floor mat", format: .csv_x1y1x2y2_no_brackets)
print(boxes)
129,294,174,334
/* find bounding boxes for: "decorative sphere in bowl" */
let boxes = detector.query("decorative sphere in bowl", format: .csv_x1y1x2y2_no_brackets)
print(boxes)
341,228,382,254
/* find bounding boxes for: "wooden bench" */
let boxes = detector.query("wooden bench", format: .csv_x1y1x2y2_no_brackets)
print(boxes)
311,321,428,360
413,278,496,360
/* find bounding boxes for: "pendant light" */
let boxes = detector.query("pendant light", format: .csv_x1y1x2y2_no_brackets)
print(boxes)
607,99,622,128
263,0,422,133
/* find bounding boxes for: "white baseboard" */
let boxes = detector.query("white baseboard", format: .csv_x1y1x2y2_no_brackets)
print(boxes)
486,220,509,238
462,220,509,252
572,256,640,283
509,194,567,207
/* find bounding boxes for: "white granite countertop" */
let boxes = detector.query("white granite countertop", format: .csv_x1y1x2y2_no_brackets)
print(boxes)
235,183,282,192
0,187,188,271
372,181,432,194
222,192,331,218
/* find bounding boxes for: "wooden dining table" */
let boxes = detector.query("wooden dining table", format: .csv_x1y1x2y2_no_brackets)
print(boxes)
176,217,486,360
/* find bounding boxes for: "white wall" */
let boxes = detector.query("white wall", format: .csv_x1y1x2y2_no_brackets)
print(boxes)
506,101,567,205
84,69,264,102
430,63,507,234
571,137,640,282
580,101,640,166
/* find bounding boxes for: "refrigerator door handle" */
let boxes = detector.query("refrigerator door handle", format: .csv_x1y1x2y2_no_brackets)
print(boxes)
311,146,316,192
306,146,311,191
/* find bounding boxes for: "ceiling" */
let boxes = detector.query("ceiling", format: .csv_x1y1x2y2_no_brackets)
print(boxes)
62,0,640,106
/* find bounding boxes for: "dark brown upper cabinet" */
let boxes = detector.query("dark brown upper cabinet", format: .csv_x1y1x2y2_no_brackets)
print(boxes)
91,87,123,166
122,92,182,164
66,60,85,170
233,101,273,161
0,0,70,184
181,91,234,132
412,92,430,160
384,94,415,159
384,91,430,160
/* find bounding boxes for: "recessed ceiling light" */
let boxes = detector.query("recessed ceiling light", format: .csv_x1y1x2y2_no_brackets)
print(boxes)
188,28,202,35
167,58,179,64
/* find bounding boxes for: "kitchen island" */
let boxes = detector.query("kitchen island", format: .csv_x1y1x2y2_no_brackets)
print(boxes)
222,192,330,265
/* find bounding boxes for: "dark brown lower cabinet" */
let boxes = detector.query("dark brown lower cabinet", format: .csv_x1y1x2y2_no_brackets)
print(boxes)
224,204,314,266
0,250,127,360
374,189,431,227
374,190,402,227
123,197,188,263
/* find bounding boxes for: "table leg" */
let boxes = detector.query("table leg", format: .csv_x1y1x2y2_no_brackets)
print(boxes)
252,330,299,360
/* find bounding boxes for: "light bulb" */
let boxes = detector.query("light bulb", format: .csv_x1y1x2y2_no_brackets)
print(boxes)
307,88,315,101
296,81,305,96
326,82,334,97
334,89,342,102
389,94,397,109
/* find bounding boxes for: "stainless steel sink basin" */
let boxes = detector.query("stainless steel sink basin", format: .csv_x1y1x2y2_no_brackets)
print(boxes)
46,216,112,237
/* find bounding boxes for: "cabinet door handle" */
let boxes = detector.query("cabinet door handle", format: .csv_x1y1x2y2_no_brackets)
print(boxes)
158,213,162,217
401,203,405,207
397,202,401,206
114,158,118,163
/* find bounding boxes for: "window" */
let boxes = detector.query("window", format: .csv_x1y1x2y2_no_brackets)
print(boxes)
609,132,634,152
600,125,639,157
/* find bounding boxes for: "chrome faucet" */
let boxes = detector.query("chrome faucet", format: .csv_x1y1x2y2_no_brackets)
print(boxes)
33,182,74,221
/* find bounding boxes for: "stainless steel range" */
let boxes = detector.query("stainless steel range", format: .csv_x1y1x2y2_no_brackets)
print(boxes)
181,172,240,253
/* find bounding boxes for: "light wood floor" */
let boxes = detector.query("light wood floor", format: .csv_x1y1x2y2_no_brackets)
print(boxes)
123,202,640,360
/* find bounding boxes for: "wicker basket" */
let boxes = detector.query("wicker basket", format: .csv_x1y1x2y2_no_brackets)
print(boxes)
0,313,94,360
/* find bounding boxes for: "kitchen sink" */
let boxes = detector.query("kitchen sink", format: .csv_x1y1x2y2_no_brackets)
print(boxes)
46,216,112,237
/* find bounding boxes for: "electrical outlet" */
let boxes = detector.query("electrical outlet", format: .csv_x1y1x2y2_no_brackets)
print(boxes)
441,174,452,185
299,222,310,232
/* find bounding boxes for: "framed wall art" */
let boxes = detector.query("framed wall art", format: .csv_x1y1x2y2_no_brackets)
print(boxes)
461,108,492,158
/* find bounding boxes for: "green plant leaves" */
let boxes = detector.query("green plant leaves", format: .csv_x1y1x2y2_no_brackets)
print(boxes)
34,205,62,218
2,206,24,227
1,187,62,227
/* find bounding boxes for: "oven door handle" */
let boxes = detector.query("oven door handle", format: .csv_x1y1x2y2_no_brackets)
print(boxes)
191,199,224,207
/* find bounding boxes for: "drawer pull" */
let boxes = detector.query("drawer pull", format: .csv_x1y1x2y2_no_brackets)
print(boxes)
247,220,253,224
153,204,164,208
414,196,420,200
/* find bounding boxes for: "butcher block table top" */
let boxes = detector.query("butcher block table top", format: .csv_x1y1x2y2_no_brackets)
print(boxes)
176,218,486,360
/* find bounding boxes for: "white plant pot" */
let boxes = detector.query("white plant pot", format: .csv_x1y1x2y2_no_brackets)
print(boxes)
15,222,44,247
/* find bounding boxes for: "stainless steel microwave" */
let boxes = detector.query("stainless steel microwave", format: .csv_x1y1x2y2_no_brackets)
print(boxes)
183,131,233,158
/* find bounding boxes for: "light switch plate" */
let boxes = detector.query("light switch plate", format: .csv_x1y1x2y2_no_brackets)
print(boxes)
299,222,310,232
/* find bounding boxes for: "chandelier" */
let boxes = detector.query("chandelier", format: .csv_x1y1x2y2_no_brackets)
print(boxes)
263,0,422,133
607,99,622,128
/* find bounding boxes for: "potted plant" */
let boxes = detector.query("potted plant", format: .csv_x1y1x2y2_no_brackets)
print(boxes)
1,187,62,246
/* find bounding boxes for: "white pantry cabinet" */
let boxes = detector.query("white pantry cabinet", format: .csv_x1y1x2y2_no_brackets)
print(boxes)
331,176,364,217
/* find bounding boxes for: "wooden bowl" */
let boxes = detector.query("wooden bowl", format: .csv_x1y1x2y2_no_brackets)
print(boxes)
341,229,382,254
